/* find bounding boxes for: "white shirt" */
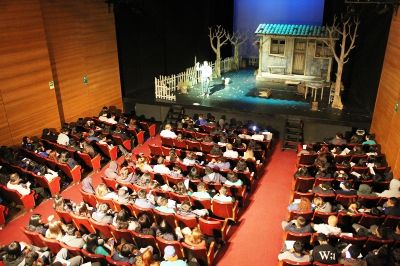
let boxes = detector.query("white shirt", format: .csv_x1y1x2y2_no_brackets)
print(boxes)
313,223,342,236
57,133,70,146
107,117,117,124
223,150,238,159
160,129,177,139
199,64,212,79
99,115,108,122
153,164,171,175
7,182,31,196
212,194,233,203
225,179,243,187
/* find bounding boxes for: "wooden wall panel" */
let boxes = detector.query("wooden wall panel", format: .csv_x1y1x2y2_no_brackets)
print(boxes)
0,93,13,145
371,12,400,178
0,0,60,145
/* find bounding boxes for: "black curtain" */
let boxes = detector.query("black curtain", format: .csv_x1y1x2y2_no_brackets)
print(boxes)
323,0,392,114
114,0,234,98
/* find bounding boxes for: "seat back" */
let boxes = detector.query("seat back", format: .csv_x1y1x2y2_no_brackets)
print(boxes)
175,213,198,229
149,144,163,156
338,235,367,246
285,231,312,243
23,228,45,247
96,143,118,161
161,136,174,147
199,217,227,242
200,142,214,153
81,249,107,264
80,189,97,207
358,214,385,228
191,196,212,210
182,241,214,266
364,237,394,252
356,195,380,209
101,176,118,191
156,237,184,259
186,140,201,151
110,226,134,243
70,213,95,234
383,215,400,229
106,255,131,266
58,163,81,183
335,194,357,208
0,185,35,210
131,231,157,249
174,139,187,150
297,154,317,166
288,211,313,221
55,209,73,223
39,235,62,254
153,208,177,229
90,218,113,239
282,259,312,266
294,176,315,193
211,200,238,222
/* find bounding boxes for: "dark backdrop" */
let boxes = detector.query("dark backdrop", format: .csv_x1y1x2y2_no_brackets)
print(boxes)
114,0,233,98
323,0,392,114
115,0,391,115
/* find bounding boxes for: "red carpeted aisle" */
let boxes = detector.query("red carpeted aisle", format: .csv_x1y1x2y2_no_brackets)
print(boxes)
0,137,296,266
217,143,297,266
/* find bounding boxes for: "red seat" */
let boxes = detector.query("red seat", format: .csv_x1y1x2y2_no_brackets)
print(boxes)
165,175,184,186
285,231,312,243
0,205,7,226
60,242,82,257
191,196,212,210
32,172,61,197
174,139,187,150
350,154,368,164
96,142,118,161
55,209,73,224
334,154,351,164
338,234,367,246
156,237,184,259
351,166,369,174
297,154,317,167
39,235,63,254
175,213,198,229
95,196,117,212
57,163,82,183
101,176,119,191
110,225,134,244
200,142,214,153
90,218,113,239
181,241,215,266
292,191,314,201
161,136,174,147
186,140,201,151
0,185,35,210
293,176,315,193
282,260,312,266
211,200,239,222
128,204,154,219
148,124,157,138
149,144,163,156
131,230,158,250
358,213,385,228
169,192,191,203
23,228,45,247
161,146,172,157
77,152,101,171
288,211,313,221
153,208,177,229
335,194,357,208
135,130,145,145
364,237,394,252
80,189,97,207
106,255,131,266
112,135,132,151
337,212,362,228
312,211,338,224
383,215,400,228
357,195,380,209
199,217,228,242
70,213,95,234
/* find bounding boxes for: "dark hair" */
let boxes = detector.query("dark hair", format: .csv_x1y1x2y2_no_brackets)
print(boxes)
348,245,361,259
6,242,21,261
29,214,42,228
390,197,400,206
293,241,304,254
120,243,133,258
158,219,172,235
138,213,151,229
85,234,99,253
317,233,328,242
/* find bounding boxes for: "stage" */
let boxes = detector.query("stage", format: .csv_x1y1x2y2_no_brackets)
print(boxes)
124,69,372,142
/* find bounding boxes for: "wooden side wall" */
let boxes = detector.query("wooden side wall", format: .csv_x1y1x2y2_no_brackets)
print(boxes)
0,0,122,145
370,12,400,178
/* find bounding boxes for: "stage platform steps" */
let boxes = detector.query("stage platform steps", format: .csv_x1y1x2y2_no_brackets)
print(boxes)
282,118,303,151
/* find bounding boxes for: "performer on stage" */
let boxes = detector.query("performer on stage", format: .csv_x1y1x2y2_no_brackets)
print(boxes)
196,61,212,97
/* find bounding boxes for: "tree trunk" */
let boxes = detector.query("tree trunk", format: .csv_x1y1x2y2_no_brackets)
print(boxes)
233,45,239,70
332,61,344,110
215,51,221,77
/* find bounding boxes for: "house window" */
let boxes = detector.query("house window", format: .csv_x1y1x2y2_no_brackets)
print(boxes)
270,39,285,55
315,41,332,58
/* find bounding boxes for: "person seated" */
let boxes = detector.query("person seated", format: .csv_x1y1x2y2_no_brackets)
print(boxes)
376,178,400,198
74,202,92,217
155,196,175,214
156,219,178,241
288,197,312,212
136,156,153,173
194,114,207,127
134,189,155,209
95,183,117,199
335,181,357,196
352,224,389,239
388,223,400,241
315,165,333,179
136,213,156,236
383,197,400,216
117,166,138,184
59,224,85,248
224,172,243,187
282,216,313,233
312,183,336,195
311,233,339,264
58,151,78,169
153,157,171,175
278,240,310,262
202,166,227,184
191,182,211,199
362,134,376,145
135,173,152,188
223,143,239,159
113,209,139,231
166,149,180,163
104,161,119,179
187,167,200,180
86,129,101,142
81,175,95,194
365,245,389,266
83,233,110,256
53,195,73,212
182,151,197,166
7,172,32,196
106,113,118,124
339,244,367,266
116,186,132,204
349,145,364,155
98,134,114,149
26,213,47,235
2,241,49,266
176,201,197,218
57,128,70,146
312,215,342,236
45,216,65,240
312,197,332,213
111,241,137,264
330,132,347,146
160,245,187,266
177,226,206,248
98,112,108,122
173,181,190,195
212,186,233,203
81,141,97,158
91,203,114,224
209,144,223,156
210,157,230,171
160,124,177,139
234,159,249,172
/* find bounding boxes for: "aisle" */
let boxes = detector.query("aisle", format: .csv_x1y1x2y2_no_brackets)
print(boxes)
217,144,297,266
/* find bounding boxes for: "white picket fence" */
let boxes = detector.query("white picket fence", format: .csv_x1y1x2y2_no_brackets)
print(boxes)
154,57,234,101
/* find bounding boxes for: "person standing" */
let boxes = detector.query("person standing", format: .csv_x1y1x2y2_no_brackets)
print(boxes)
196,61,212,97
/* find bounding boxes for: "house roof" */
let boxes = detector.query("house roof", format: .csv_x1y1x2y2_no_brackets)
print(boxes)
255,23,330,38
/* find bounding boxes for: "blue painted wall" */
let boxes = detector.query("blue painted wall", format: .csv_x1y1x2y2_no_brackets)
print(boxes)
234,0,325,56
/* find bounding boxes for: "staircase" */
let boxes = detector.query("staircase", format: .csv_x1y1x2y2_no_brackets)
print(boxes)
163,105,185,128
282,118,303,151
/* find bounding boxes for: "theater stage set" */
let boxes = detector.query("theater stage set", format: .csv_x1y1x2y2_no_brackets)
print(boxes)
124,67,372,143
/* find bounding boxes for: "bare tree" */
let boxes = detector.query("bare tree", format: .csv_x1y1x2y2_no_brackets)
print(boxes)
227,31,248,70
323,15,360,110
209,25,229,77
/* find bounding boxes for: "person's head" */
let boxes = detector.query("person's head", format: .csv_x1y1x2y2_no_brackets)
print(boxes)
164,245,177,261
205,166,213,175
295,216,306,228
6,241,22,260
340,181,352,190
317,233,328,244
188,167,198,178
138,189,147,199
236,159,247,171
226,143,233,151
95,183,109,197
298,197,311,212
158,219,172,234
180,201,192,212
157,196,168,207
388,197,399,207
48,220,62,236
219,186,228,196
227,172,238,183
22,136,31,144
9,173,21,184
190,227,203,244
347,245,361,259
313,197,324,207
141,246,155,265
75,202,89,216
165,124,172,131
138,213,151,228
120,243,133,258
98,203,110,214
197,182,207,192
85,233,99,253
293,241,304,255
157,156,165,165
116,209,129,223
391,248,400,264
28,214,42,228
53,195,65,211
118,186,129,197
336,132,344,139
327,215,338,227
64,223,76,236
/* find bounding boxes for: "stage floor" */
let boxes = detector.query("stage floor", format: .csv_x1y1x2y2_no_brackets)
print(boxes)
126,69,372,127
